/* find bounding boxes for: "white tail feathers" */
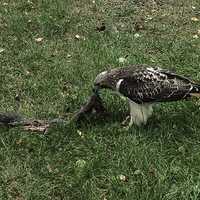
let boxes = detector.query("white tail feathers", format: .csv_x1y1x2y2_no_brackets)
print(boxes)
191,93,200,98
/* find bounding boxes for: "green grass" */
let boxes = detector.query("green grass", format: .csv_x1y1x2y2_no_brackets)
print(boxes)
1,0,200,199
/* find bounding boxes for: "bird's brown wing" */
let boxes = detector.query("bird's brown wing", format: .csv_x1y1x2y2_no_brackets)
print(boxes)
118,68,194,104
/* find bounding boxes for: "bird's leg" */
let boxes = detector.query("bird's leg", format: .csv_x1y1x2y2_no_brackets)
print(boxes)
121,115,131,126
123,114,136,130
123,100,138,130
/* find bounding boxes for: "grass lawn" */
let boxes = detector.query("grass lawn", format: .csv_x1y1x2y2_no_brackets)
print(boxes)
1,0,200,199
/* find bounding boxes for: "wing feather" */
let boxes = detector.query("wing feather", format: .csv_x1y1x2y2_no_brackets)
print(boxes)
118,67,193,103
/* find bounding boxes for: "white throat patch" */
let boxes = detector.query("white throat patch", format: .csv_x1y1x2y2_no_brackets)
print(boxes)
116,79,124,91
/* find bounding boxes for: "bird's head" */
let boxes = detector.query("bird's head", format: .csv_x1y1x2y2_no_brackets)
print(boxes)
93,69,119,95
94,68,126,93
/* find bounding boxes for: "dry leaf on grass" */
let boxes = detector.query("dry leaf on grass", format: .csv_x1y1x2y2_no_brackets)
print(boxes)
96,23,106,32
75,34,85,40
75,34,81,39
16,139,23,145
118,174,128,182
35,37,44,42
191,17,199,22
134,33,140,38
134,169,142,175
118,57,127,64
25,70,31,75
0,48,5,53
47,163,53,173
193,34,199,39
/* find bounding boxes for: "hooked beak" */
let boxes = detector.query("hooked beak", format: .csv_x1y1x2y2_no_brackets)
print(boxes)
92,84,100,95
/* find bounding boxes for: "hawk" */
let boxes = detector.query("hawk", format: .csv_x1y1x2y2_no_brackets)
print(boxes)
93,65,200,126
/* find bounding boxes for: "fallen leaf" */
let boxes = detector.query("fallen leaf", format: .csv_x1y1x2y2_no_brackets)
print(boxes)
191,17,199,22
96,23,106,32
197,29,200,34
16,139,23,145
35,37,44,42
77,130,84,138
134,33,140,38
26,70,31,75
77,130,82,136
61,92,65,97
75,34,85,40
118,57,127,64
75,34,81,39
134,23,144,31
47,163,53,173
134,169,142,175
146,16,153,20
118,174,128,182
193,34,199,39
0,48,5,53
149,166,156,177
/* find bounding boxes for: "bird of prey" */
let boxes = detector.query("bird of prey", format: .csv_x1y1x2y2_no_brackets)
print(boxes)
93,65,200,126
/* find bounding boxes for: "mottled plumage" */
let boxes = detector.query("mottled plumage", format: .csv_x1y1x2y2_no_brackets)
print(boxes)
94,65,200,126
